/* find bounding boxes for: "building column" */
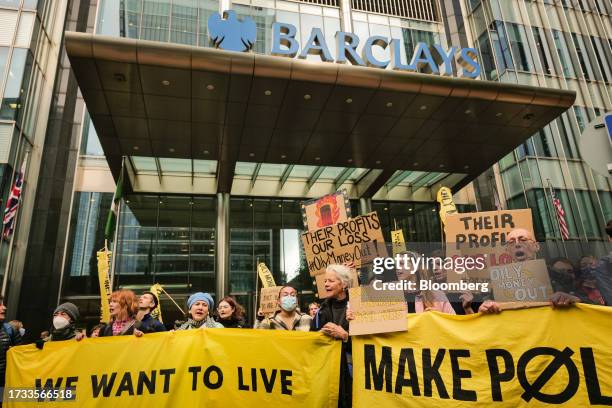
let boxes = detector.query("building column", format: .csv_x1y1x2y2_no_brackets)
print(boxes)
220,0,230,13
339,0,352,33
215,193,230,299
359,198,372,215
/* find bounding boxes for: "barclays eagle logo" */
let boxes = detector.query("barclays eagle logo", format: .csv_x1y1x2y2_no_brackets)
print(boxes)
208,10,257,52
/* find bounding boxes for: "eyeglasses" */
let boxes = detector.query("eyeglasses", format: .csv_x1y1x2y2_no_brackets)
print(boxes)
507,236,534,245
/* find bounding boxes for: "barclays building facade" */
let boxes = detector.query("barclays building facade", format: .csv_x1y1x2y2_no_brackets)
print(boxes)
0,0,609,335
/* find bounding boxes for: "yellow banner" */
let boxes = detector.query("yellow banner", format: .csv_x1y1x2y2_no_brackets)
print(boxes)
353,304,612,407
95,248,112,324
257,262,276,288
6,330,341,407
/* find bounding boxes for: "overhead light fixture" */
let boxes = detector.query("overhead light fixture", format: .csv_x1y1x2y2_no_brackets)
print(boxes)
464,165,470,169
133,146,139,150
161,80,170,86
315,157,320,161
113,73,126,82
345,98,353,104
420,105,428,111
249,152,255,157
347,158,353,163
206,84,215,91
281,154,287,159
465,109,472,114
125,200,130,204
303,94,311,100
264,90,272,96
375,160,381,164
496,112,503,117
439,164,445,168
386,102,393,108
169,148,175,153
413,162,419,166
203,150,209,155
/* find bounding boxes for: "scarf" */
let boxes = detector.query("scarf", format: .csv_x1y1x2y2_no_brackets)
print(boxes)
112,319,135,336
50,324,76,341
183,316,219,329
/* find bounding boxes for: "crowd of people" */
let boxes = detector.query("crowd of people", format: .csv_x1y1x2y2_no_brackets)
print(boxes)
0,223,610,407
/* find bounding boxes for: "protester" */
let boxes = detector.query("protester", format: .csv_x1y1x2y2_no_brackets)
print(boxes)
308,302,320,318
135,292,166,333
215,296,247,328
40,330,49,341
48,302,84,341
178,292,223,329
99,290,141,336
89,324,104,338
594,220,612,305
549,257,577,293
312,264,352,408
255,286,311,331
0,295,21,389
574,263,606,305
8,320,24,338
505,228,540,261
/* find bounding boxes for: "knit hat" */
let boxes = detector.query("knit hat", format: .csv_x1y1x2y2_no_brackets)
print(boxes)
54,302,79,323
187,292,214,310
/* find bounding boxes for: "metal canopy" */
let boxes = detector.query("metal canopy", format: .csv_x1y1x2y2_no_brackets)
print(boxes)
65,32,576,194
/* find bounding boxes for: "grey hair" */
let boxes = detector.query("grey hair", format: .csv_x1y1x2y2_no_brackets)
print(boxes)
326,264,353,288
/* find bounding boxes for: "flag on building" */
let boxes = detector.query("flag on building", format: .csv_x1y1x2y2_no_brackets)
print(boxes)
2,160,26,239
551,190,570,240
104,166,124,240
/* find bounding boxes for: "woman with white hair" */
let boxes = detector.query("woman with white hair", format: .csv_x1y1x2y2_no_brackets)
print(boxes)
312,263,353,408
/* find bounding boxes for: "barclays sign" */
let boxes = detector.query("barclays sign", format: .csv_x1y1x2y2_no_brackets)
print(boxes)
208,11,481,79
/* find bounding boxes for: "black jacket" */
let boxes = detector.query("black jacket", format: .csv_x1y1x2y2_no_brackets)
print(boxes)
216,316,247,328
139,314,166,333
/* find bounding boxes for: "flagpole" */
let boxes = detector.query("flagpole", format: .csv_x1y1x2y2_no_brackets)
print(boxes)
547,179,568,259
109,157,125,291
0,151,29,298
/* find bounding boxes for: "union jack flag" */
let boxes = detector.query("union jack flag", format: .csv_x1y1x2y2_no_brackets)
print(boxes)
2,161,26,239
551,190,569,240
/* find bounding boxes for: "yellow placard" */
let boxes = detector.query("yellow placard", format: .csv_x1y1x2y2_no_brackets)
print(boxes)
6,330,341,407
149,284,163,323
257,262,276,288
353,304,611,407
95,249,112,324
436,186,457,229
391,229,407,256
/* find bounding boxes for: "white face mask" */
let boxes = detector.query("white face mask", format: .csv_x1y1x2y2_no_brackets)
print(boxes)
53,316,70,330
18,328,25,337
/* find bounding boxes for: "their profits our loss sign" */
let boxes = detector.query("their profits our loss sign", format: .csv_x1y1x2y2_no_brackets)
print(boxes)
301,212,387,277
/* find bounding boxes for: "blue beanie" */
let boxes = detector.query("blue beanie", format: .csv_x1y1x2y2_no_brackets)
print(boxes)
187,292,214,310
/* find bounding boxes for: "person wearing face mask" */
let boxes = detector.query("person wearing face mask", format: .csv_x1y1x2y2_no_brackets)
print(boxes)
47,303,84,341
178,292,223,330
8,320,25,339
548,257,577,293
215,296,247,328
574,260,606,305
254,286,311,331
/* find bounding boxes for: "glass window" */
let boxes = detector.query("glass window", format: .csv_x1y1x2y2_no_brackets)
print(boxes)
0,9,18,46
80,113,105,156
64,192,114,295
552,29,574,77
0,0,20,8
0,48,28,120
0,46,8,88
171,0,197,45
120,0,142,39
197,0,218,47
141,0,170,42
532,27,553,75
490,21,514,74
506,23,533,72
15,11,34,47
571,33,593,80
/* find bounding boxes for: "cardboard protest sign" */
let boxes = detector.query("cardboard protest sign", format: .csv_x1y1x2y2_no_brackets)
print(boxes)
489,259,553,302
301,212,387,277
257,262,276,288
259,286,282,314
444,209,535,286
301,190,351,232
348,286,408,336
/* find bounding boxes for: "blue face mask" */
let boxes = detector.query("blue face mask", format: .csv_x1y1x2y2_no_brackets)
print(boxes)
280,295,297,312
